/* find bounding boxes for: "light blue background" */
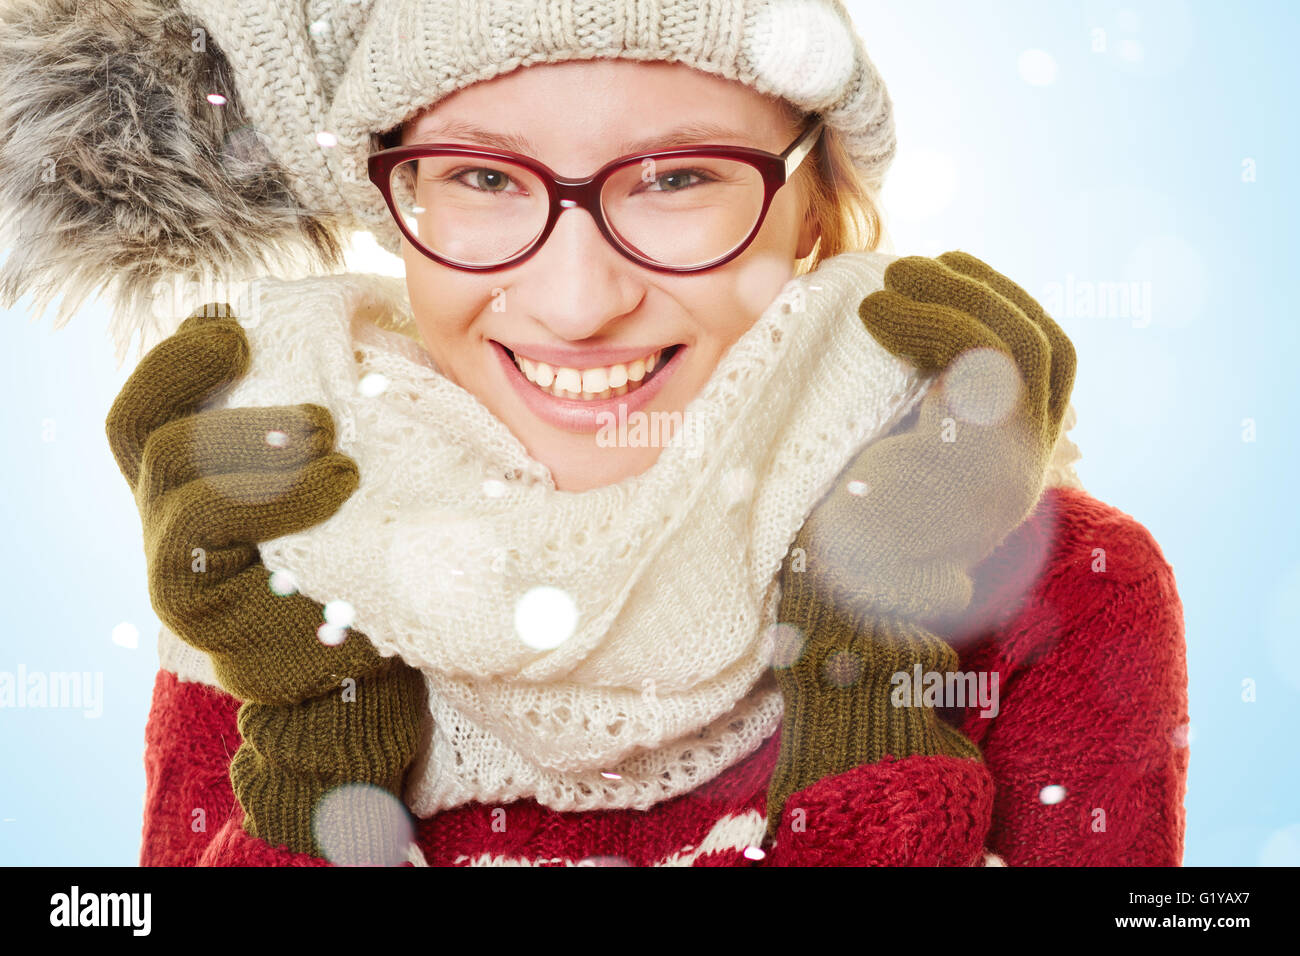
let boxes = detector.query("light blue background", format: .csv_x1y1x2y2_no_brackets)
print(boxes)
1,0,1295,865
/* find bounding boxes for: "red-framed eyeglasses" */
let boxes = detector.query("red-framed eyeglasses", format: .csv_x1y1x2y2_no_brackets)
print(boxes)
367,115,825,274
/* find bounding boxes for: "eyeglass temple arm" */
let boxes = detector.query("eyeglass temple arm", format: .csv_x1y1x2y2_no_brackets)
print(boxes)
783,116,826,179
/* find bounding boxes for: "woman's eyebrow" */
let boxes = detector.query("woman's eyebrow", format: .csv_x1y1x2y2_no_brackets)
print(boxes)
404,119,756,156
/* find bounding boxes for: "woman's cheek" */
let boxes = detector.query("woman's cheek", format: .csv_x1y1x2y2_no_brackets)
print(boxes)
730,253,799,330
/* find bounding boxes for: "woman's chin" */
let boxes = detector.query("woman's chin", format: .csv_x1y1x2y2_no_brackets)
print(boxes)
540,441,666,493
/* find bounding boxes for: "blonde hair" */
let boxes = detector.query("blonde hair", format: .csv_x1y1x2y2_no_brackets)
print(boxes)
783,105,891,276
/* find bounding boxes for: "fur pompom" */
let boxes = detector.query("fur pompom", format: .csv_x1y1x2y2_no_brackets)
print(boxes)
0,0,348,365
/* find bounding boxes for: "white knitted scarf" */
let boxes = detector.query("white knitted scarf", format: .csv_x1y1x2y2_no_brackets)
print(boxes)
200,251,937,815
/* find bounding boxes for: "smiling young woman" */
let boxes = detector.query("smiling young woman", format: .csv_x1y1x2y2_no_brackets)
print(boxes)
0,0,1188,869
380,59,835,492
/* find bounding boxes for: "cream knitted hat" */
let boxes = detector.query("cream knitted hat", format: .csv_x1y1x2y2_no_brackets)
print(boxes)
0,0,894,361
181,0,896,256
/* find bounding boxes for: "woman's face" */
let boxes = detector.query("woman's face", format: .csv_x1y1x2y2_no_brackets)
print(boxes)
399,59,819,492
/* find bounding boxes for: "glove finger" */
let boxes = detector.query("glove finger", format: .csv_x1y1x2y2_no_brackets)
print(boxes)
884,255,1052,420
150,452,360,557
801,400,1044,596
858,289,1009,371
135,404,338,512
143,453,358,602
105,312,249,489
937,251,1077,432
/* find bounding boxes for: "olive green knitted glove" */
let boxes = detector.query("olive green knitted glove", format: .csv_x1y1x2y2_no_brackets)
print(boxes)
105,307,427,863
106,311,379,704
766,251,1076,835
230,669,426,863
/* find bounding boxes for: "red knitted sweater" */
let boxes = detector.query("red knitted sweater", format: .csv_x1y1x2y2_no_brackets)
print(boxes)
139,486,1189,866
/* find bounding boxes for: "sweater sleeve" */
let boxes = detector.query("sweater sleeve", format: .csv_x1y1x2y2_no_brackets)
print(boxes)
761,487,1188,868
957,487,1190,866
139,667,242,866
141,627,347,867
763,752,995,866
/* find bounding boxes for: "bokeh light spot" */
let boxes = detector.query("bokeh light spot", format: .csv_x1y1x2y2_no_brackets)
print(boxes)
313,783,414,867
514,586,578,650
1039,784,1068,805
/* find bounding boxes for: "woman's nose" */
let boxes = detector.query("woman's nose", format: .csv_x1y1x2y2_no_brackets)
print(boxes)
513,204,644,341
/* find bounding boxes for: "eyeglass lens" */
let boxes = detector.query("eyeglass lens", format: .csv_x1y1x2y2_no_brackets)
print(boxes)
389,154,767,269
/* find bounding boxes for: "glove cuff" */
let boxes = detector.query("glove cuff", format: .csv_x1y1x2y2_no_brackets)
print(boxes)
230,659,427,864
766,612,982,835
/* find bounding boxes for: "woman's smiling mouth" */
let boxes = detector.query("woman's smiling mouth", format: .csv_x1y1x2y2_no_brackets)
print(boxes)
502,344,682,401
490,340,687,432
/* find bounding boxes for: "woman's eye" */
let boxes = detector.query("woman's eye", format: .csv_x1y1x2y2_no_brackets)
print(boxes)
450,167,515,193
648,170,705,192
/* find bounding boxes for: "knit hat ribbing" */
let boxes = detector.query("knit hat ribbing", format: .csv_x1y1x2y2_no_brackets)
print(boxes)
0,1,895,362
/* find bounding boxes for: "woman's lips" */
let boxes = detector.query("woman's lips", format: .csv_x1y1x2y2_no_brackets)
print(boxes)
491,339,686,433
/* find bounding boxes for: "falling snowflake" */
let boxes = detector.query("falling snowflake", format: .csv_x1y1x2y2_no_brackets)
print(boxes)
1039,784,1068,805
944,348,1021,427
747,0,855,102
313,783,414,867
317,623,347,646
221,125,275,176
268,569,298,596
324,599,356,628
358,372,389,397
514,586,578,651
765,622,806,668
822,649,861,687
111,622,139,649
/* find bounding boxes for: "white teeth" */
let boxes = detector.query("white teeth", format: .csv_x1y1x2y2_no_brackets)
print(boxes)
553,367,582,393
510,347,669,401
